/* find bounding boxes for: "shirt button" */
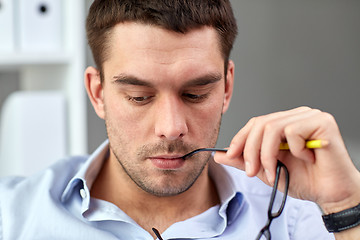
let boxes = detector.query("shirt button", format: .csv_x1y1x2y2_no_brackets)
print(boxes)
80,189,87,199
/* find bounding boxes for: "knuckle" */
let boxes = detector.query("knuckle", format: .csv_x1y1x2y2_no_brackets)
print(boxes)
322,112,336,123
297,106,311,111
264,122,273,132
310,108,322,114
284,125,296,137
289,148,303,159
264,119,280,133
320,112,337,128
248,116,258,125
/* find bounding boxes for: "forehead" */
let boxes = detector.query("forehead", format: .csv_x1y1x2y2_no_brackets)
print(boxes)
103,23,224,82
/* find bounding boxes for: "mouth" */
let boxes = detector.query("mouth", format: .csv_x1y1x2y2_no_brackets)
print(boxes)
148,154,186,170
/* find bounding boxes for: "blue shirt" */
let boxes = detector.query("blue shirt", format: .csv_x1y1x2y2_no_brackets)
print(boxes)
0,140,334,239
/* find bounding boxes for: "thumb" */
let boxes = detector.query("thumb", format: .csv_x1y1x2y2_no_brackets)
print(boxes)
213,151,246,171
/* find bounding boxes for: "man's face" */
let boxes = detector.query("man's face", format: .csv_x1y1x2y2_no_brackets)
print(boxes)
90,23,233,197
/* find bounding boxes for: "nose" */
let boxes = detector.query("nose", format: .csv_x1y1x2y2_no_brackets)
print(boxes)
154,95,188,141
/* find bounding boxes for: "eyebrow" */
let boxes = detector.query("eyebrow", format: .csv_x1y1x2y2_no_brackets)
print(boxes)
112,72,222,88
112,74,154,87
183,73,222,87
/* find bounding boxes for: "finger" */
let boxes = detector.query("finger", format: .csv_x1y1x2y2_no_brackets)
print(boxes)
243,107,313,177
227,107,311,160
284,133,315,163
260,108,320,181
283,110,336,162
242,118,263,176
226,117,254,159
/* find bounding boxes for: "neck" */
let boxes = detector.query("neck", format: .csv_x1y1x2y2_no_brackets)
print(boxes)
91,153,220,238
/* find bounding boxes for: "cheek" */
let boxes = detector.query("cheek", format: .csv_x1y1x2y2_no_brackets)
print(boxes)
104,97,145,140
198,92,224,121
190,99,223,143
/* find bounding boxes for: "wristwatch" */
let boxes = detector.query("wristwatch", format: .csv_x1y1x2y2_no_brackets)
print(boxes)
322,203,360,233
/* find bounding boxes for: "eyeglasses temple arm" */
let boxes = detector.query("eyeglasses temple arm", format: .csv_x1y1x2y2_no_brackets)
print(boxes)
181,148,227,159
152,228,164,240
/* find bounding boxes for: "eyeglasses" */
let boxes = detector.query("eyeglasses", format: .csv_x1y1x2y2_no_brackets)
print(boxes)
255,160,289,240
152,148,290,240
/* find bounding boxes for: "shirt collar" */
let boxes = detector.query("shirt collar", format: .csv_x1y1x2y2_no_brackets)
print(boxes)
208,159,245,226
61,140,109,204
61,140,245,227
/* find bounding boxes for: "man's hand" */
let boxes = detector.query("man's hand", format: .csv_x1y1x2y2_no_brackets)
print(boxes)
214,107,360,214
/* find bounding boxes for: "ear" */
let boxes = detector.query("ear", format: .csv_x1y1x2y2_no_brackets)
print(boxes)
84,66,105,119
222,60,234,114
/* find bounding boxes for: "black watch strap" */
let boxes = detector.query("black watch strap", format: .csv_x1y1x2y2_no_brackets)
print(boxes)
322,203,360,233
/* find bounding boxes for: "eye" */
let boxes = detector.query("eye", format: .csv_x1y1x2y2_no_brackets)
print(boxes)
127,95,153,105
183,93,209,103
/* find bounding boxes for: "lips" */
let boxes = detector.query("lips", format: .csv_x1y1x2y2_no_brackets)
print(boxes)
149,155,185,170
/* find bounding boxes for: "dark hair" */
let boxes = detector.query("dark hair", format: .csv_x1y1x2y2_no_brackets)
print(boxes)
86,0,238,79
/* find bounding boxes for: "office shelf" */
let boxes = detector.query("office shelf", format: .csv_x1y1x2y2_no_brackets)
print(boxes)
0,53,70,69
0,0,87,156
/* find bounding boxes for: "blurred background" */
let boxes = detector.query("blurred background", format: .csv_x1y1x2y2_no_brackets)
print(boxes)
0,0,359,176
